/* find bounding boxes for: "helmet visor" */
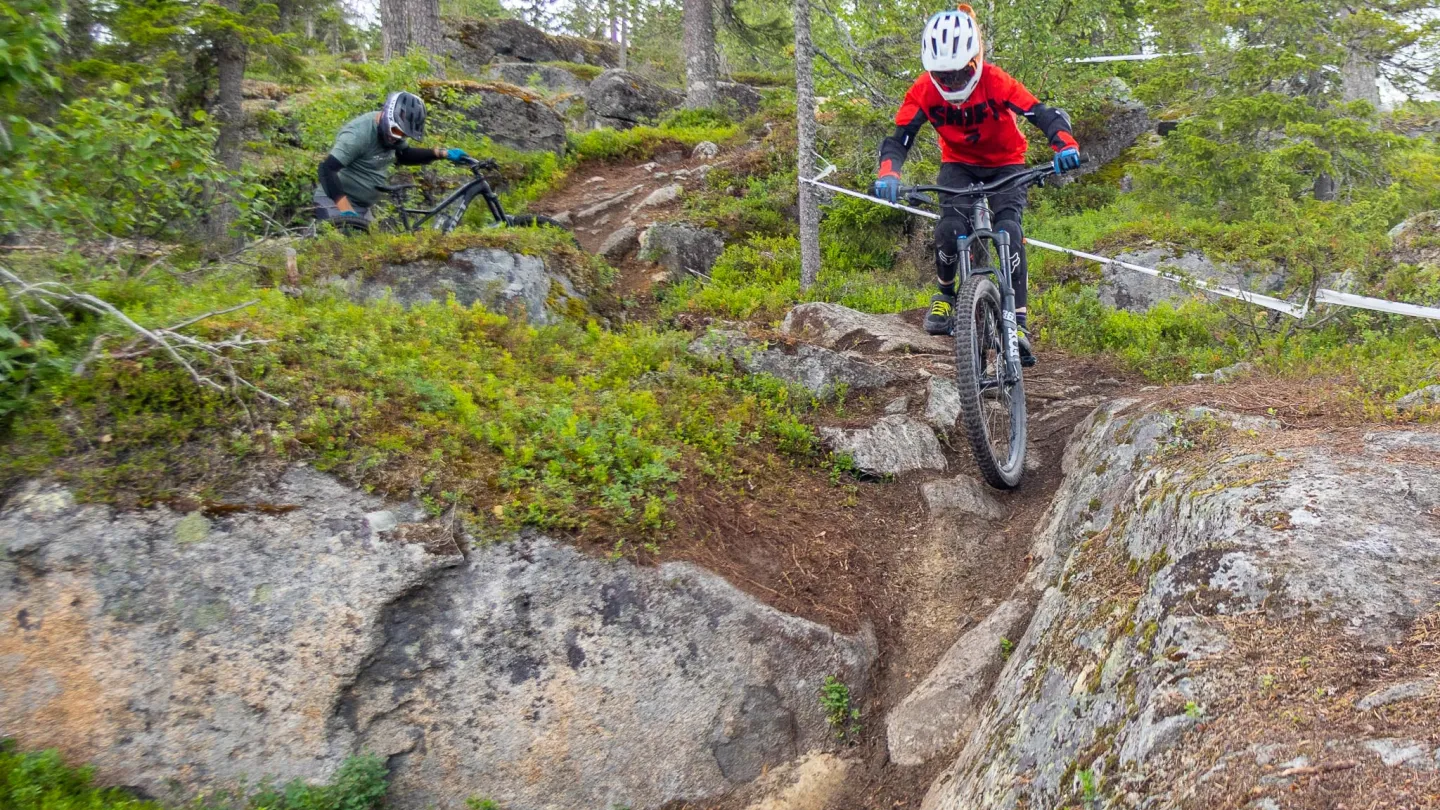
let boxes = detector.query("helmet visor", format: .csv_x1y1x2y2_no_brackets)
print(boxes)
932,65,976,93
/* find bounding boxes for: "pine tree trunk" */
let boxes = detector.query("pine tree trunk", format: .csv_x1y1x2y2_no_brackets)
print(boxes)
619,0,628,70
794,0,820,290
380,0,408,59
64,0,96,61
683,0,718,108
206,0,247,250
407,0,444,57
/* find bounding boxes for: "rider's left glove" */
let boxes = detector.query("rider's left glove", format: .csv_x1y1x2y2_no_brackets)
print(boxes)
871,174,900,204
1054,147,1081,174
446,148,469,163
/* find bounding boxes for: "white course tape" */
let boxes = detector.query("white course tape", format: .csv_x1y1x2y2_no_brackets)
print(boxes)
800,174,1440,322
1065,52,1199,64
801,176,940,220
1023,238,1310,319
1314,289,1440,321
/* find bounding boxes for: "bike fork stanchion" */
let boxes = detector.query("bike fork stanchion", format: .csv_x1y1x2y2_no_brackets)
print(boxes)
993,230,1023,382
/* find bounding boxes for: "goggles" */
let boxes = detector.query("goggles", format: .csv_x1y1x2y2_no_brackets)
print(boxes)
932,65,976,92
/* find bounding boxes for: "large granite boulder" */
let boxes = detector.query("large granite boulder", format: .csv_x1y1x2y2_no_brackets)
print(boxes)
420,80,567,155
919,404,1440,809
586,69,682,129
446,17,617,73
642,222,725,281
482,62,590,96
0,468,875,810
716,81,764,118
1099,247,1287,313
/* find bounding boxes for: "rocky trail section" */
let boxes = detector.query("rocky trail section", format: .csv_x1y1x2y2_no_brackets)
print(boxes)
0,468,873,810
0,301,1126,810
914,404,1440,810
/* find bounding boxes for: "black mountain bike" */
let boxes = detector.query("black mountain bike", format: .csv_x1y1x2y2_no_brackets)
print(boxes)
900,162,1065,490
372,157,566,234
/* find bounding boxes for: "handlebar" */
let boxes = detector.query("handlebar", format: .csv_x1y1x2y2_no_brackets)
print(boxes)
898,157,1089,206
460,156,499,172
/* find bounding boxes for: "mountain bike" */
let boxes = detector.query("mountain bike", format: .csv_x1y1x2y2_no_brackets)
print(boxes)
368,157,567,235
900,162,1066,490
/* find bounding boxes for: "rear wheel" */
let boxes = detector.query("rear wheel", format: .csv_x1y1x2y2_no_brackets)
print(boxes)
505,213,566,229
954,273,1027,489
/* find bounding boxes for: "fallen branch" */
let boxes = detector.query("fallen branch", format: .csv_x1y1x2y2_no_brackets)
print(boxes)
1278,760,1357,777
0,267,287,407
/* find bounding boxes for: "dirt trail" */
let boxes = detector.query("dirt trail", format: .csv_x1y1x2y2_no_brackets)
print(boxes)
629,303,1132,810
529,139,744,308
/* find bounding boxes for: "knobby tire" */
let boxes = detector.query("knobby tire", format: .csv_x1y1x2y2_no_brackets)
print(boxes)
954,273,1027,489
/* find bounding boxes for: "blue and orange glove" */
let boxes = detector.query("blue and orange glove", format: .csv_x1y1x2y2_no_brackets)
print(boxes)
872,175,899,203
872,160,901,203
446,147,468,163
1054,147,1081,174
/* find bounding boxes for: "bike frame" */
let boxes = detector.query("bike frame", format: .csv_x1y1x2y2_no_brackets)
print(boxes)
904,164,1053,390
384,161,507,232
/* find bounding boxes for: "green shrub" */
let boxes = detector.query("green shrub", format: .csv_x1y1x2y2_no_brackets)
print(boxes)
0,742,387,810
0,85,243,241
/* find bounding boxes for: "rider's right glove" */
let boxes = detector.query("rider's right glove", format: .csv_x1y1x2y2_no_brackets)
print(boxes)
339,210,362,219
446,148,469,163
1054,147,1082,174
871,174,900,204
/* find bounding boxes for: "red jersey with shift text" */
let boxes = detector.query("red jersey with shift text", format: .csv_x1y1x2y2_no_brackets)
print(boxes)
893,64,1076,167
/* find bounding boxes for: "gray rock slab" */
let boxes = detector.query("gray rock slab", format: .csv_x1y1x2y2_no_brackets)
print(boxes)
598,223,640,260
886,598,1031,766
0,473,875,810
585,69,681,128
820,415,947,476
691,329,901,398
350,534,876,809
351,247,581,325
920,404,1440,810
0,467,457,800
1356,678,1438,710
924,376,962,429
781,302,950,354
1397,384,1440,412
693,140,720,160
635,183,683,210
434,82,567,155
920,476,1004,521
642,222,726,281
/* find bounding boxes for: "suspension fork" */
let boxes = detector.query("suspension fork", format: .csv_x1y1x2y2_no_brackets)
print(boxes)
963,197,1021,382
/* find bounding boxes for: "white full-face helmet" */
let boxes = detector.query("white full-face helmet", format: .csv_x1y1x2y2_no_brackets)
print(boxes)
921,5,984,104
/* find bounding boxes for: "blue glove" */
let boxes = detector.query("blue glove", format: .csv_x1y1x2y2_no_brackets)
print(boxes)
446,148,468,163
1054,147,1081,174
338,210,362,218
872,175,900,204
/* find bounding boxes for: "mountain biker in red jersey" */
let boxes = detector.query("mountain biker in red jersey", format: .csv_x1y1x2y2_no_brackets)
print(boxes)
870,5,1082,364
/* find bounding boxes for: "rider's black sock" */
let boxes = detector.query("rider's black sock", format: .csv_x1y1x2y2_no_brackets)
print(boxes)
938,281,957,298
1016,311,1028,329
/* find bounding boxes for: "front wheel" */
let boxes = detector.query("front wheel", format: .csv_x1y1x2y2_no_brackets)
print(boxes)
954,273,1027,490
